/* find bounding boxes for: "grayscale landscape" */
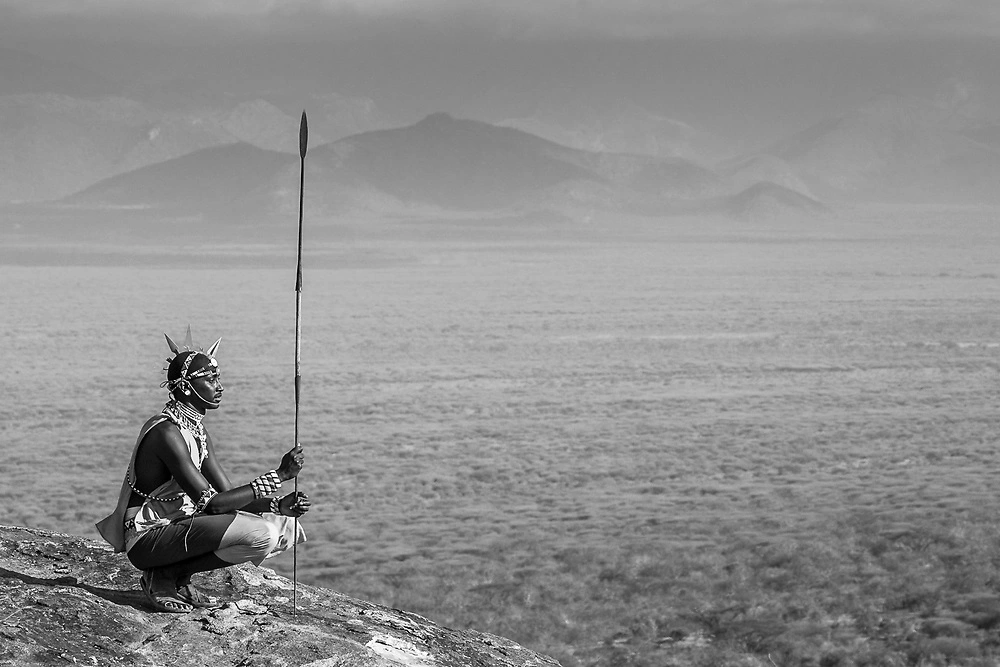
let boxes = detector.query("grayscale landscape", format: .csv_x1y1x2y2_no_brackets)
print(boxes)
2,2,1000,665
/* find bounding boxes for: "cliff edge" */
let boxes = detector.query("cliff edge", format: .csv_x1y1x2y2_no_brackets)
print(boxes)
0,525,560,667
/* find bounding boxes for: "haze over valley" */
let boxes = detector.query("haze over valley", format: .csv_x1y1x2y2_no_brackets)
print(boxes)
5,81,1000,222
3,8,1000,231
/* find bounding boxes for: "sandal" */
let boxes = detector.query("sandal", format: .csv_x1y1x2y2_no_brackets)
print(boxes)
176,583,221,609
140,571,193,614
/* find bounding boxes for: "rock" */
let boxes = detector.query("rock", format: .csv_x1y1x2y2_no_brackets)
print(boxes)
0,525,560,667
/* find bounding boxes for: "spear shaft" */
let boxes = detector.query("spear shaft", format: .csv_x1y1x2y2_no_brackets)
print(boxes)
293,110,308,612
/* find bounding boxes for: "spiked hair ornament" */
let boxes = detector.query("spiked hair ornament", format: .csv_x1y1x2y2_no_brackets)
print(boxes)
160,326,222,396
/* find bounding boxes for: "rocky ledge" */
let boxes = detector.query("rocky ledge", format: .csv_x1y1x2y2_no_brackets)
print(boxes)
0,525,560,667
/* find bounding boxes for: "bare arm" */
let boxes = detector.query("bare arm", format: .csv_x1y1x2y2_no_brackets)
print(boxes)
141,424,304,515
200,432,233,492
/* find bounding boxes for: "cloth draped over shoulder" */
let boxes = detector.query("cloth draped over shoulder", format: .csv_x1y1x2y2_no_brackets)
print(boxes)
96,414,166,552
96,413,304,558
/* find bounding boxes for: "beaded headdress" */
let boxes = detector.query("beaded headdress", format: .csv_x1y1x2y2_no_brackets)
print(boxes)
160,326,222,396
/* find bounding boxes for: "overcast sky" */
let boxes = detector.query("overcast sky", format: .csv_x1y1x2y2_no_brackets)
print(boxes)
5,0,1000,39
3,0,999,142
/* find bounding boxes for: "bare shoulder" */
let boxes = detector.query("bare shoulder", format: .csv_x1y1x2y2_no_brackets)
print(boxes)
138,420,189,458
145,419,185,443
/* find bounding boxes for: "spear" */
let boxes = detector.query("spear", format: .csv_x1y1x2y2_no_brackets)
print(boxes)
293,110,308,612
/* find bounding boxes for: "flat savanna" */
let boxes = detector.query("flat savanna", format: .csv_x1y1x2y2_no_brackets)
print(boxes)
3,206,999,665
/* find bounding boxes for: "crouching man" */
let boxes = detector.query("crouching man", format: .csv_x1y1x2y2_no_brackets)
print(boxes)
98,331,310,613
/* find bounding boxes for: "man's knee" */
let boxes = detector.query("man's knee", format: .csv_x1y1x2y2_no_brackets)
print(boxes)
240,516,280,560
216,514,280,565
253,519,281,554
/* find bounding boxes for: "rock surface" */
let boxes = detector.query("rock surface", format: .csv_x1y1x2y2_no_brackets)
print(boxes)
0,525,561,667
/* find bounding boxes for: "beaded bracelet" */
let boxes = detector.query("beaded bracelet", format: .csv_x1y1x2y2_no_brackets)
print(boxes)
194,486,218,513
250,470,281,499
269,496,281,515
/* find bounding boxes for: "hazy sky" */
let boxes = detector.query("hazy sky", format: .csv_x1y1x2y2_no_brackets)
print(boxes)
3,0,999,142
5,1,1000,39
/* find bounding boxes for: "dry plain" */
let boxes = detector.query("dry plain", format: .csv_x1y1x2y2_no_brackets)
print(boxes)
2,205,999,665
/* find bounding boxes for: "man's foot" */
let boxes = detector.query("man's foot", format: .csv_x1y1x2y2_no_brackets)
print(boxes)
140,570,193,614
176,583,222,609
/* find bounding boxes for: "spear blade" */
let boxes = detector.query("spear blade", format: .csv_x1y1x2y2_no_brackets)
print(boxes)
299,111,308,160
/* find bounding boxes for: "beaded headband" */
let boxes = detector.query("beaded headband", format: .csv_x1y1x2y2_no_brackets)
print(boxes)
160,326,222,395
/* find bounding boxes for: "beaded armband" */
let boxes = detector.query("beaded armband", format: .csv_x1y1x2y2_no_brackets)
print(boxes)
194,486,218,513
269,496,281,515
250,470,281,499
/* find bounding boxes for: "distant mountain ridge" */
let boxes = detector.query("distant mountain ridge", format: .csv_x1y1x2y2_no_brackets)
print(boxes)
767,93,1000,203
311,113,602,210
65,113,743,219
721,154,815,199
68,142,296,212
502,99,734,164
9,82,1000,218
719,182,827,220
0,93,236,203
0,87,388,204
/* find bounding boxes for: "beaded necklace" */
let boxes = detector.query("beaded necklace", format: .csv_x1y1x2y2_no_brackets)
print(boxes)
161,399,209,465
127,400,208,503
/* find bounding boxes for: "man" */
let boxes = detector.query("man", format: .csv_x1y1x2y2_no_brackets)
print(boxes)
97,331,310,613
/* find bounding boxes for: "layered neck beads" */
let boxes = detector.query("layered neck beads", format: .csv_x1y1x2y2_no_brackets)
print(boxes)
162,399,208,466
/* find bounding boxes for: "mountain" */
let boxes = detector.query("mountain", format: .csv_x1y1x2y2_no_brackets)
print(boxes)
221,100,306,153
720,154,815,199
309,113,602,211
0,92,390,205
63,113,734,218
502,99,733,164
0,93,238,203
67,142,296,214
222,95,391,153
718,182,827,220
768,94,1000,203
309,92,393,144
